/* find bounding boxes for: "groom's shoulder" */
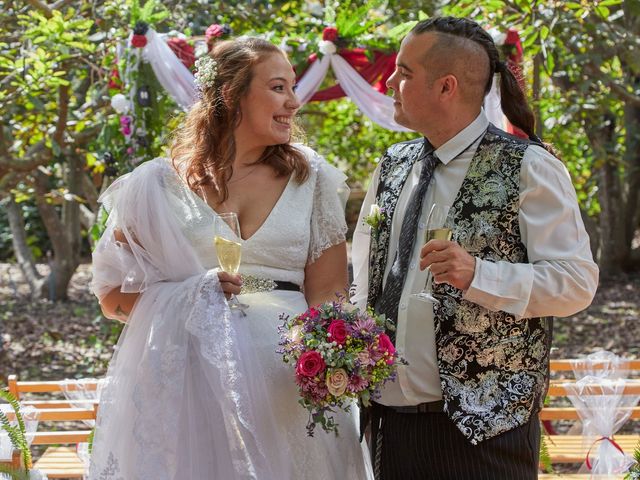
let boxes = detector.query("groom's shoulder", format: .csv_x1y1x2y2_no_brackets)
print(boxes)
383,138,424,161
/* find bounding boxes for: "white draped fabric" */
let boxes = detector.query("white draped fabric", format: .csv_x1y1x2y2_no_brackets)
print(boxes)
136,29,504,133
295,51,410,132
484,75,507,130
138,29,410,131
142,29,197,110
295,54,332,104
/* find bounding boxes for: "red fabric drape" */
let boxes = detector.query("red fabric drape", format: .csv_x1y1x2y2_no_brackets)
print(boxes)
297,48,396,102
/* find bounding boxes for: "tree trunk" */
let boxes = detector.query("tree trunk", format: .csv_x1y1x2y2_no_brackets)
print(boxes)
33,161,82,301
623,86,640,251
532,54,543,140
586,112,628,273
5,195,44,296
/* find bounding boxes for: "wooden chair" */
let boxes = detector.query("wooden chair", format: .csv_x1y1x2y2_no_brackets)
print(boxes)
6,375,100,479
538,359,640,475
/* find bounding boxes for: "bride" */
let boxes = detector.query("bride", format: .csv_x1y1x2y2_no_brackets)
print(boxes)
89,37,371,479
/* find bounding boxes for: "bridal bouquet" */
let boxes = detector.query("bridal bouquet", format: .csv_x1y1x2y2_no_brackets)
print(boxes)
277,301,402,436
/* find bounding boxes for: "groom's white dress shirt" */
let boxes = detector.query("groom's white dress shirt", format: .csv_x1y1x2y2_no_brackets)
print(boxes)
351,110,599,407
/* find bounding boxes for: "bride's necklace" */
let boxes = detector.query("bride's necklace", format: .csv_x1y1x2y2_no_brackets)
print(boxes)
228,164,260,184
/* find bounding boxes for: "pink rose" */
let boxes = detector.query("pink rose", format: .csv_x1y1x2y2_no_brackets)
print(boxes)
327,319,347,344
206,24,224,40
296,350,326,377
377,333,396,365
357,350,371,366
307,307,320,320
326,368,348,396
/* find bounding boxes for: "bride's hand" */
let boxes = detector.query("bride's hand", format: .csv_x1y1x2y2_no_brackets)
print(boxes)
217,271,242,299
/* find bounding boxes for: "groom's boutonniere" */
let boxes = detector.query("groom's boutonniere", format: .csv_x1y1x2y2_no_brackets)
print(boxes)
363,203,385,235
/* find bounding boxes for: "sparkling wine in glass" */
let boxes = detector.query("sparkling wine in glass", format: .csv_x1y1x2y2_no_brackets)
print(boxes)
413,203,452,303
214,212,248,312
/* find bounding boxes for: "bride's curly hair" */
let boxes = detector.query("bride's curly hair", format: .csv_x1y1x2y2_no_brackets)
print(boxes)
171,37,308,201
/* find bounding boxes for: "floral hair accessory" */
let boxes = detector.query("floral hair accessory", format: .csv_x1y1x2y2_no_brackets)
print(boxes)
194,56,218,90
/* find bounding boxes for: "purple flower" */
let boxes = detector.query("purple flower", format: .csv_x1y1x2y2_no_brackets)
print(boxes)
353,317,376,334
348,375,369,393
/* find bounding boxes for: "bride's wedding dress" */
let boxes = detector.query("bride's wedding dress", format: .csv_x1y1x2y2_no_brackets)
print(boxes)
89,147,371,479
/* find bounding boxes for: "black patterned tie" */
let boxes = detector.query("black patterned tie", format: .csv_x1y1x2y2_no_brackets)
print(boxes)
376,144,440,343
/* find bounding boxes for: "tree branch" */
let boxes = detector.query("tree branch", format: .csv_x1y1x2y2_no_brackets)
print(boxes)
53,84,70,147
560,39,640,106
51,0,75,10
583,63,640,106
25,0,53,18
0,171,24,197
0,141,51,180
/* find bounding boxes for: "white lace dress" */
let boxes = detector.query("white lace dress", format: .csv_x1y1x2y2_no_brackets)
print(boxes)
88,147,372,480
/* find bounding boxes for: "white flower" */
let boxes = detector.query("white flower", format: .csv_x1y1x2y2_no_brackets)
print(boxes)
288,324,303,344
488,27,506,46
318,39,337,56
110,93,130,114
194,56,218,90
194,41,209,58
363,203,385,230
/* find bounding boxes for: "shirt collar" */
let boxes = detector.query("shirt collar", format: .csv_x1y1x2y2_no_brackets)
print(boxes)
430,110,489,166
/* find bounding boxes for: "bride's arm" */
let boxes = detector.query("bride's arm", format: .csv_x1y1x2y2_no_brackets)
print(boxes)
96,228,139,322
304,241,349,306
99,288,139,323
98,230,242,322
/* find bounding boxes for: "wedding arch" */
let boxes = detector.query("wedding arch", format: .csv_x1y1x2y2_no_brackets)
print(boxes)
111,23,524,139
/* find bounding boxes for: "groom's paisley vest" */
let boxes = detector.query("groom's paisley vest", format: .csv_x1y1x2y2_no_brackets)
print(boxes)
368,125,552,445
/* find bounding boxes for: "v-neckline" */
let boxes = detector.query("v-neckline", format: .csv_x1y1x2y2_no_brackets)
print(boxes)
190,174,294,242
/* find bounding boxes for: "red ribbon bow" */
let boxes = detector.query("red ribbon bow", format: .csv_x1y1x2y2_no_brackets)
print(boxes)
585,435,626,471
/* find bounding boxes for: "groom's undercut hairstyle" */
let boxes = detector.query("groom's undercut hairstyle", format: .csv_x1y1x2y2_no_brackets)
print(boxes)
411,16,538,142
413,30,489,107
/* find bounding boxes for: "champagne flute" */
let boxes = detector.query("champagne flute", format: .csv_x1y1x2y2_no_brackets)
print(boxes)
413,203,452,303
214,212,248,312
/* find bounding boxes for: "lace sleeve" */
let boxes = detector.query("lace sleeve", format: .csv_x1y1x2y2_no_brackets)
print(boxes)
302,146,349,264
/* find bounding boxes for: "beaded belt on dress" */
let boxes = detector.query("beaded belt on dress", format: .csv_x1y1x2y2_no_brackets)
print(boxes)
239,274,301,295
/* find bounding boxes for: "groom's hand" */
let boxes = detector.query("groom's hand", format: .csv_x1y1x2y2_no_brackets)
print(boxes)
420,240,475,291
217,271,242,299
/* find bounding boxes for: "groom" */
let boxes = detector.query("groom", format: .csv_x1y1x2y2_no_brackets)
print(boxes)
351,16,599,479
